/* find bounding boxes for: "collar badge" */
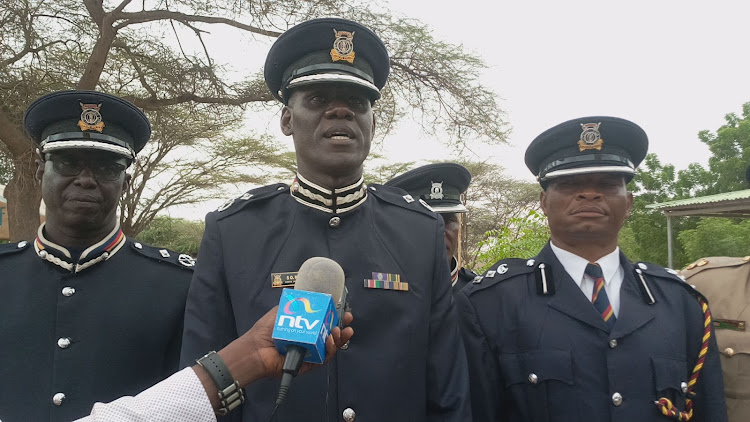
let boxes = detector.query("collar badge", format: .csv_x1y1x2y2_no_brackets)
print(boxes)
78,102,105,132
430,181,444,200
330,29,356,63
578,122,604,151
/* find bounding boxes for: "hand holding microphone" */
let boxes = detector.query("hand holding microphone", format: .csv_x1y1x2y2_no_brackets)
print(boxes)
271,257,350,405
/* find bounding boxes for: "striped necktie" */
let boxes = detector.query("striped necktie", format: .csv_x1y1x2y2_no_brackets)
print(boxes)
585,263,616,330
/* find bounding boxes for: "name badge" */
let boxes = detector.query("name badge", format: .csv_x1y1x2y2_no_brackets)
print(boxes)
271,272,298,288
713,319,746,331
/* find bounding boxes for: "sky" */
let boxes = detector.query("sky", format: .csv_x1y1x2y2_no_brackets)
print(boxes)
380,0,750,178
169,0,750,219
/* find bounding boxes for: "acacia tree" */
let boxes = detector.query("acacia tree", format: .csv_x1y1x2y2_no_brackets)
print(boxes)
0,0,508,240
460,160,540,269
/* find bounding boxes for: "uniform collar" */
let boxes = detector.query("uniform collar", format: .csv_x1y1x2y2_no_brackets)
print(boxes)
549,241,620,287
34,222,127,273
290,173,368,214
450,256,459,287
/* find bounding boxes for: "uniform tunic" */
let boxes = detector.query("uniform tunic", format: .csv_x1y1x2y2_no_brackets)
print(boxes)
457,243,728,422
180,181,470,422
451,257,477,294
0,226,194,422
681,256,750,422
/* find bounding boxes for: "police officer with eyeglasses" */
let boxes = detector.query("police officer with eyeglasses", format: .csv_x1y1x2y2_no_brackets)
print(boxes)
0,90,195,422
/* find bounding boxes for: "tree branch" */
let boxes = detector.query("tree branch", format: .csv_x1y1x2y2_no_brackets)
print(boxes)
112,9,282,37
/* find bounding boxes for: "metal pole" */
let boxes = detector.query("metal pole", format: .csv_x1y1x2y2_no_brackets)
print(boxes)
666,215,673,268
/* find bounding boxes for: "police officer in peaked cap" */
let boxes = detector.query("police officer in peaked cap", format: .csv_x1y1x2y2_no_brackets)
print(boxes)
682,254,750,422
179,18,471,422
0,90,195,422
456,116,728,421
386,162,478,293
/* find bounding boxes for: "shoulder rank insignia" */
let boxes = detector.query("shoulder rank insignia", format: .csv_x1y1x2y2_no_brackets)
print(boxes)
0,240,30,257
132,241,195,270
178,253,196,267
464,258,534,294
215,183,287,219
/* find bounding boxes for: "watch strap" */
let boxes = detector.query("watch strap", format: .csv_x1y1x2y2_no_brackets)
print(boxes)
196,351,245,415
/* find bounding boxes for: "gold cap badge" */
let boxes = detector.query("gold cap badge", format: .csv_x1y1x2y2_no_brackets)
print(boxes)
330,29,355,63
578,122,603,151
78,102,105,132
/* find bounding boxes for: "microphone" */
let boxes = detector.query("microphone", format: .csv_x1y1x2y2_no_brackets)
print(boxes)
272,257,347,405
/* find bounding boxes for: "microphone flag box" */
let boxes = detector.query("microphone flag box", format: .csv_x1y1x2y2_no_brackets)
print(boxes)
272,288,339,364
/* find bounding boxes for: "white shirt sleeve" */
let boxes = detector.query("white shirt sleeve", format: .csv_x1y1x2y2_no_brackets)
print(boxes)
74,367,216,422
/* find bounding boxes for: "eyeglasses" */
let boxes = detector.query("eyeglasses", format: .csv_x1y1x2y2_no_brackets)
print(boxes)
49,158,127,181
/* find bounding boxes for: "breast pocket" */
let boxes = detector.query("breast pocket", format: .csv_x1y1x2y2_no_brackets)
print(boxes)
652,356,689,408
499,349,574,421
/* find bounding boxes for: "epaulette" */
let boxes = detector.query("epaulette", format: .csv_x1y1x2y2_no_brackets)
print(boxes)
367,184,436,219
215,183,288,220
0,240,31,257
633,261,707,304
130,240,196,270
680,256,750,278
462,258,534,296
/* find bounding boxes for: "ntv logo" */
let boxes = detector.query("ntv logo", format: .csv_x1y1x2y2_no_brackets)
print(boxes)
278,296,321,330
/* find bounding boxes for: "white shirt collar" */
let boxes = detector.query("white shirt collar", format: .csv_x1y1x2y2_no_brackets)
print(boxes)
549,242,621,287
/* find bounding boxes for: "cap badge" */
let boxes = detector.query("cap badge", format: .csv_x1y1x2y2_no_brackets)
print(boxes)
430,181,444,200
330,29,355,63
578,122,603,151
78,102,105,132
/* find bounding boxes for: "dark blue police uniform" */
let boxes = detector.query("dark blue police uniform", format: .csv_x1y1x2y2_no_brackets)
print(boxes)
0,90,195,422
181,18,470,422
0,229,194,422
385,163,474,297
181,179,470,422
452,261,477,294
457,116,727,422
457,245,727,421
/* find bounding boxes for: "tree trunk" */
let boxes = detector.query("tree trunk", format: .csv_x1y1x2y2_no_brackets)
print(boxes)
78,23,116,89
6,146,41,241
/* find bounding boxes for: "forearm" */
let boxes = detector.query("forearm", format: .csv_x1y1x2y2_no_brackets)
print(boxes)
77,368,215,422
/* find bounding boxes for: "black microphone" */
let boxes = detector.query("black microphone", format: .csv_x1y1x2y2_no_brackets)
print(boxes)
275,257,347,405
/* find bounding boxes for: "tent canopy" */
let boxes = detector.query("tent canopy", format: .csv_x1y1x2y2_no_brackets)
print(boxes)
647,189,750,267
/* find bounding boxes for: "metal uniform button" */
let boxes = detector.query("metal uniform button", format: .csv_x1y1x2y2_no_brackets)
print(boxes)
528,373,538,384
612,392,623,406
342,407,355,422
62,287,76,297
724,347,735,357
340,340,350,350
329,216,341,228
57,337,71,349
52,392,66,406
681,382,688,393
609,339,618,348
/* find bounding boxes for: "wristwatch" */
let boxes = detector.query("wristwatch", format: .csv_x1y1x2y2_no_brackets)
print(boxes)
196,351,245,415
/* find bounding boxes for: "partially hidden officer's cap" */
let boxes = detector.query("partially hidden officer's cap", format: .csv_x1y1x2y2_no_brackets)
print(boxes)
385,163,471,213
525,116,648,185
264,18,390,103
24,90,151,161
